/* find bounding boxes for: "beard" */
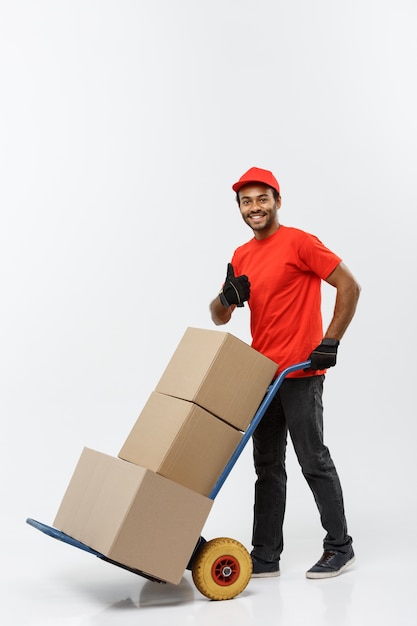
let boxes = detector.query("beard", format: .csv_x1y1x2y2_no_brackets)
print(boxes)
243,207,277,232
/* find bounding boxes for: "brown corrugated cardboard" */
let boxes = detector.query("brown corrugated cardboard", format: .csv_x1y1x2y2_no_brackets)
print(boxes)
53,448,213,585
118,392,242,496
155,327,278,430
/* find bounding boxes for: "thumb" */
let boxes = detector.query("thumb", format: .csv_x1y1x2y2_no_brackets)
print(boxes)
226,263,235,281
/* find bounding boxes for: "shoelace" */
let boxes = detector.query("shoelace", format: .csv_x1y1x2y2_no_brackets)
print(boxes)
320,551,337,564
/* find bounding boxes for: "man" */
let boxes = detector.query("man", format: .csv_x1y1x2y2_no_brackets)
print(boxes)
209,167,361,579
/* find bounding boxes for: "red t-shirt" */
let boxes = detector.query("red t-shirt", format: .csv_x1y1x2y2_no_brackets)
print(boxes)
231,225,341,378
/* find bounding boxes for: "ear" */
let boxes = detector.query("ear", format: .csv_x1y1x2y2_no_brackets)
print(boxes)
276,195,282,209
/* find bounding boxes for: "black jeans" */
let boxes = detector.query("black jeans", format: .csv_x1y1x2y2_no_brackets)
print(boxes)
252,375,352,563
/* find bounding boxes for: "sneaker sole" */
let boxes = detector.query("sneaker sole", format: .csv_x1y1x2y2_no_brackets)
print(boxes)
306,556,355,579
251,570,280,578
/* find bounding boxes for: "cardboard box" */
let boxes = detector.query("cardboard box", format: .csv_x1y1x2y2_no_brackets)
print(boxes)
53,448,213,585
118,392,243,496
155,327,278,430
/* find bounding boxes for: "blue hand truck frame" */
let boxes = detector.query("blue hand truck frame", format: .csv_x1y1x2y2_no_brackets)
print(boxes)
27,360,311,596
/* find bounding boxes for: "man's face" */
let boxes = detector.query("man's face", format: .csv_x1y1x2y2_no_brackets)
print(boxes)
238,184,281,238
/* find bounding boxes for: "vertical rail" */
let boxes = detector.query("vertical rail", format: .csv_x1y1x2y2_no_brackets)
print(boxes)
209,360,311,499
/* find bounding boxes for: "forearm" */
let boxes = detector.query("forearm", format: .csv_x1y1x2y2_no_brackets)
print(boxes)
209,296,236,325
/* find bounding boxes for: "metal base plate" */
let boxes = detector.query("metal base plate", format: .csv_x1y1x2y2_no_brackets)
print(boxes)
26,518,165,583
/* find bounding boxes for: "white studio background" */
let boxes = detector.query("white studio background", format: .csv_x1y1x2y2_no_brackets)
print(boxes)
1,0,416,615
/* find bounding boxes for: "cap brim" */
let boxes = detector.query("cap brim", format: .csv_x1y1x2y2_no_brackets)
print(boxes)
232,179,258,193
233,179,279,193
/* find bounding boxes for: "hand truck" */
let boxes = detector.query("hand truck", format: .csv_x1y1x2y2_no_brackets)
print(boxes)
27,360,310,601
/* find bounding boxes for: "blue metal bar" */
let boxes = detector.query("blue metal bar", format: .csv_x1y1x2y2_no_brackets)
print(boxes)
26,518,102,555
209,360,311,500
26,518,167,582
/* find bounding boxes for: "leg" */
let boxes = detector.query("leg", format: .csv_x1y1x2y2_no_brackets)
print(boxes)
280,375,352,553
251,393,287,563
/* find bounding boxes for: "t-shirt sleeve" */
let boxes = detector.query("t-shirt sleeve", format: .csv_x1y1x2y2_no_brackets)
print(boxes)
298,233,342,279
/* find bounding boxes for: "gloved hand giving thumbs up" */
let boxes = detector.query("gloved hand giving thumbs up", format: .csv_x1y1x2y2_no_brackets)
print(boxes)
219,263,250,308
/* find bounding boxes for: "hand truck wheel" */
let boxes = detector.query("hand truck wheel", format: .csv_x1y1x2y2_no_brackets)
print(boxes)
191,537,252,600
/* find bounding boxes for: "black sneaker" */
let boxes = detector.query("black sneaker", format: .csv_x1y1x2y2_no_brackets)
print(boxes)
251,555,280,578
306,548,355,579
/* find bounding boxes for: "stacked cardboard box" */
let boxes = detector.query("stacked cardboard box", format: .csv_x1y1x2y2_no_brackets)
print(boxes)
54,447,213,584
153,327,278,431
118,392,243,496
53,327,278,584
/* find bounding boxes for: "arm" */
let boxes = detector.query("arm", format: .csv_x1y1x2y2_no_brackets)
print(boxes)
323,261,361,341
209,297,236,326
308,261,361,370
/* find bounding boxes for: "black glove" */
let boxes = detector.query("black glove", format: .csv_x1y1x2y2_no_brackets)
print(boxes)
308,338,339,370
219,263,250,308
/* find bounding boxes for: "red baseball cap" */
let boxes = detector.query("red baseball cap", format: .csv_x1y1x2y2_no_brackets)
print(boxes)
232,167,280,195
